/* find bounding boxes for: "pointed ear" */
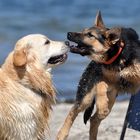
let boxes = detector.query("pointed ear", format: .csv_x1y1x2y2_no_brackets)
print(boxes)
94,10,105,28
13,48,27,67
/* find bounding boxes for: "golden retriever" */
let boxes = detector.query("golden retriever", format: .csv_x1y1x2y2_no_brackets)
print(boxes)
0,34,69,140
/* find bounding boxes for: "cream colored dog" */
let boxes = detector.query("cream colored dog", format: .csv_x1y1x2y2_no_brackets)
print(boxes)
0,34,69,140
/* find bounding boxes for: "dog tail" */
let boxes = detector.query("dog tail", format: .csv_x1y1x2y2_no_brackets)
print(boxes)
83,97,96,124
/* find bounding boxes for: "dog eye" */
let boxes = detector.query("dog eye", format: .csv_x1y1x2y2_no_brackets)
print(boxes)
87,32,95,38
45,40,50,45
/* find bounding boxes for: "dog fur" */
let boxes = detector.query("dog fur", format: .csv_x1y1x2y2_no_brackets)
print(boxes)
0,34,69,140
57,11,140,140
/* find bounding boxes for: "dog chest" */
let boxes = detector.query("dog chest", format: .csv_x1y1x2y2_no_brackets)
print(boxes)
102,67,140,93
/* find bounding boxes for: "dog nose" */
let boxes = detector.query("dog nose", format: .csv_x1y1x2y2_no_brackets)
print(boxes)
65,41,70,46
67,32,72,39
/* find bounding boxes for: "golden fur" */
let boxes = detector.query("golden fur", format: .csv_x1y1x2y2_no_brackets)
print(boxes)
0,34,69,140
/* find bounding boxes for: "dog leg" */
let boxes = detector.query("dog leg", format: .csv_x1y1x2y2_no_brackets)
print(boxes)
57,87,96,140
96,81,109,119
89,88,117,140
56,103,81,140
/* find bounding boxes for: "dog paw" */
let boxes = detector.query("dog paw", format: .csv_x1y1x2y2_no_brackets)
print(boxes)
98,107,109,119
96,99,109,119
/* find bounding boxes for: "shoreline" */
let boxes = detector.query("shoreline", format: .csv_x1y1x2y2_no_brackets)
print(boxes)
50,101,140,140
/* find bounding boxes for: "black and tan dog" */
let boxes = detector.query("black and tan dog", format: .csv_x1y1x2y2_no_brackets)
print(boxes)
57,11,140,140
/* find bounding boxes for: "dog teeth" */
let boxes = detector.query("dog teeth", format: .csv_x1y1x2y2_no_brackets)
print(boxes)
69,41,78,46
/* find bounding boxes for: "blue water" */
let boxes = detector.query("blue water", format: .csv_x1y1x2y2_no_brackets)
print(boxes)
0,0,140,101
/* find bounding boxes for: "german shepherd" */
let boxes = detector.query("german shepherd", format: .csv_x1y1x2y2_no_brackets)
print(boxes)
57,11,140,140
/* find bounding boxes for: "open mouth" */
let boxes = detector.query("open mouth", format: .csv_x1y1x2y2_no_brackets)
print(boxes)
69,44,91,56
48,53,67,64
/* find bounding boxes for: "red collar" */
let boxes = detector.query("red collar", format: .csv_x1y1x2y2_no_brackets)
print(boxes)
103,42,124,65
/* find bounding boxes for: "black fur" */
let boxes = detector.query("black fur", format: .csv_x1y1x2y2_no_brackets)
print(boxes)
83,98,95,124
76,61,102,103
78,28,140,124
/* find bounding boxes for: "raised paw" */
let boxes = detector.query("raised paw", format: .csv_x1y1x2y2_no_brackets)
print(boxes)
96,98,109,119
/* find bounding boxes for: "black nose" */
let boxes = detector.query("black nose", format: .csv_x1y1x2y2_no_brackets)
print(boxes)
65,41,70,46
67,32,72,39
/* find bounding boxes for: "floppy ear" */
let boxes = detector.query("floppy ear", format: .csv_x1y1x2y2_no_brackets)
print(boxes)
94,10,105,28
13,48,27,67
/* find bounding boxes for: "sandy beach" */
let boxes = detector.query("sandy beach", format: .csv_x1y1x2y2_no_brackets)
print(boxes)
50,101,140,140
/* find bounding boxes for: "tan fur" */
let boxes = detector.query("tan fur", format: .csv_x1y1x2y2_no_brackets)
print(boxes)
0,34,68,140
95,81,109,119
102,62,140,93
57,11,140,140
57,87,96,140
13,47,27,66
90,87,117,140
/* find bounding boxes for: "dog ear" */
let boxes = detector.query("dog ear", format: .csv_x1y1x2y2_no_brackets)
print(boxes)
94,10,105,28
108,33,120,44
105,28,121,45
13,47,27,67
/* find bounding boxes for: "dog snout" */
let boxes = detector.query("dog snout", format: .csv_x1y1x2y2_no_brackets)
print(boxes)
65,41,70,46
